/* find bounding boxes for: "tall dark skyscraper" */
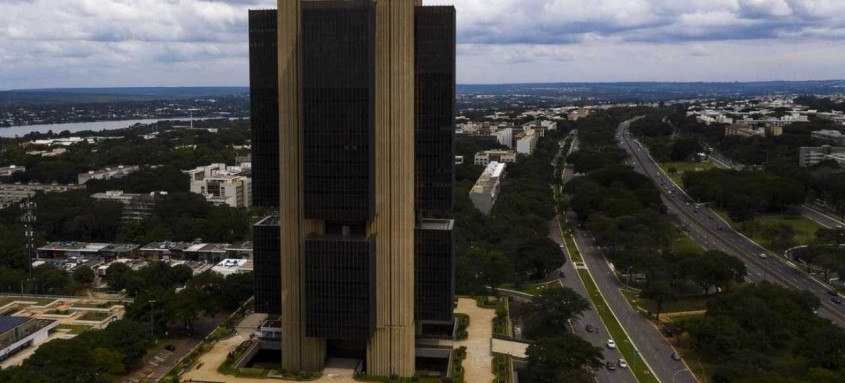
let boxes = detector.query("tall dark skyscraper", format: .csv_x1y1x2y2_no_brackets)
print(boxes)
249,1,455,377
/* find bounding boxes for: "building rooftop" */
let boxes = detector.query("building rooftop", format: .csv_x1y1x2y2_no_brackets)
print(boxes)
37,242,111,252
0,315,29,336
471,162,506,194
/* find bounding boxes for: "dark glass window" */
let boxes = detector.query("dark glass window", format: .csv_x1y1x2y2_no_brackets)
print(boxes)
253,215,280,316
415,219,455,323
248,10,279,208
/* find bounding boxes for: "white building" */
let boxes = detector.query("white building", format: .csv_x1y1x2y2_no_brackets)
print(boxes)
799,146,845,167
0,316,59,363
812,129,845,146
469,161,506,215
0,182,83,208
474,150,517,166
516,130,539,155
185,163,252,208
493,128,513,148
211,258,253,276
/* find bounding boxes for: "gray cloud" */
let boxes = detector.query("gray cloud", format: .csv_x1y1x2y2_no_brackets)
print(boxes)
0,0,844,88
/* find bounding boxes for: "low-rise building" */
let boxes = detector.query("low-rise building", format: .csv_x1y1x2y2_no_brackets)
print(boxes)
92,190,165,221
725,124,782,138
469,161,506,215
78,165,140,185
185,163,252,208
811,129,845,146
799,146,845,167
0,182,83,209
568,109,592,121
474,150,517,166
0,165,25,177
0,316,59,363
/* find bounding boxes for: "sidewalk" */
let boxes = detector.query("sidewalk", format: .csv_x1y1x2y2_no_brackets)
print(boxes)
454,297,495,383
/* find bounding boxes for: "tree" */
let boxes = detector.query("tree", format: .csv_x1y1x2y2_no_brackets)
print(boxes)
523,333,604,383
524,288,590,339
104,262,133,291
640,281,676,318
73,266,95,286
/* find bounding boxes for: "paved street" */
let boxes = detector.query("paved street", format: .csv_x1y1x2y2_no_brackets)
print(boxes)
552,219,637,383
617,119,845,327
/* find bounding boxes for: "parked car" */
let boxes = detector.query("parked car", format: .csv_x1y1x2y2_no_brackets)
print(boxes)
618,359,628,368
606,339,616,349
585,324,594,333
671,352,682,361
832,297,842,305
606,361,617,371
827,290,838,297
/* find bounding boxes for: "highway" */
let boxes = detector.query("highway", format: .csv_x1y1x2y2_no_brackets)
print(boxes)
554,133,697,383
616,119,845,327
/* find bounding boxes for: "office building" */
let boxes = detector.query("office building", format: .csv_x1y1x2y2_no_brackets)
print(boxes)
92,190,164,221
473,149,517,166
185,163,252,208
516,129,539,155
0,182,83,209
249,1,455,377
799,145,845,167
469,161,506,215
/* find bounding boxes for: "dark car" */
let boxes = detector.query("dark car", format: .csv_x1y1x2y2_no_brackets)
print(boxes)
606,361,617,371
586,324,595,333
164,344,176,352
832,297,842,305
827,290,838,297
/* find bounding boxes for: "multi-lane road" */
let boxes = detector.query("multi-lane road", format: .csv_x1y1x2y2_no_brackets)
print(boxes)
553,133,697,383
616,119,845,327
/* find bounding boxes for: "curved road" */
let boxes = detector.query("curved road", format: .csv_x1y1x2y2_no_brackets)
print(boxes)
617,119,845,327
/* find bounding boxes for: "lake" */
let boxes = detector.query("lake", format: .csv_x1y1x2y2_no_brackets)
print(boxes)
0,117,245,138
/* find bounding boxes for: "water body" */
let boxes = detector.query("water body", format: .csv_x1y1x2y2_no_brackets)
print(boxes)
0,117,246,138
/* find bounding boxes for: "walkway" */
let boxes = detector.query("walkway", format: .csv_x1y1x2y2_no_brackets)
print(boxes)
491,338,528,359
454,297,496,383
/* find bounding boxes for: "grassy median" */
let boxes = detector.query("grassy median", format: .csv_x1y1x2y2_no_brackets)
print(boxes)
576,267,659,383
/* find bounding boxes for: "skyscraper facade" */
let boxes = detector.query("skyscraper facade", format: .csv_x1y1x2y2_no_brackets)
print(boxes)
249,1,455,377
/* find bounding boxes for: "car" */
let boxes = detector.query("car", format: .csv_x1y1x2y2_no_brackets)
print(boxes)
618,359,628,368
606,339,616,349
828,290,838,297
671,352,682,361
759,253,768,259
832,297,842,305
606,361,617,371
585,324,595,333
164,344,176,352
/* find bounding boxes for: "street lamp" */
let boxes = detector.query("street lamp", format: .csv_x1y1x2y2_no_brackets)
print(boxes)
149,299,157,337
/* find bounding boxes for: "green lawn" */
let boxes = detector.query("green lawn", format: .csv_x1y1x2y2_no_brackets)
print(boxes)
714,209,823,251
58,324,91,334
577,267,659,383
660,161,715,186
622,290,708,315
508,281,561,296
670,226,705,255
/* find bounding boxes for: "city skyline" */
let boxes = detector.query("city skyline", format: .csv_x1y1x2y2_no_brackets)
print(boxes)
3,0,845,90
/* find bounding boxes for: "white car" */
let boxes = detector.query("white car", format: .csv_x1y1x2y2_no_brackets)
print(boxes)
759,253,768,259
606,339,616,349
618,358,628,368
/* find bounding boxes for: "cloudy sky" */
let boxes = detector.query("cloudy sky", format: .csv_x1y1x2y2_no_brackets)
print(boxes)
2,0,845,89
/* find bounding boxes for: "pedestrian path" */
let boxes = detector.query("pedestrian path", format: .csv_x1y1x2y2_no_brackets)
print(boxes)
454,297,496,383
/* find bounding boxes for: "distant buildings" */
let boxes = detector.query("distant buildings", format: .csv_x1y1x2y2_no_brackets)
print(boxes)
811,129,845,146
184,163,252,208
211,258,253,276
0,165,24,177
78,165,140,185
799,146,845,167
725,124,783,138
0,182,83,208
469,161,506,215
567,108,591,121
474,150,517,166
36,240,252,264
91,190,166,221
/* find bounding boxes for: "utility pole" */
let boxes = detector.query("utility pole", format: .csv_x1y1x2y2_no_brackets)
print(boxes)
20,200,36,292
